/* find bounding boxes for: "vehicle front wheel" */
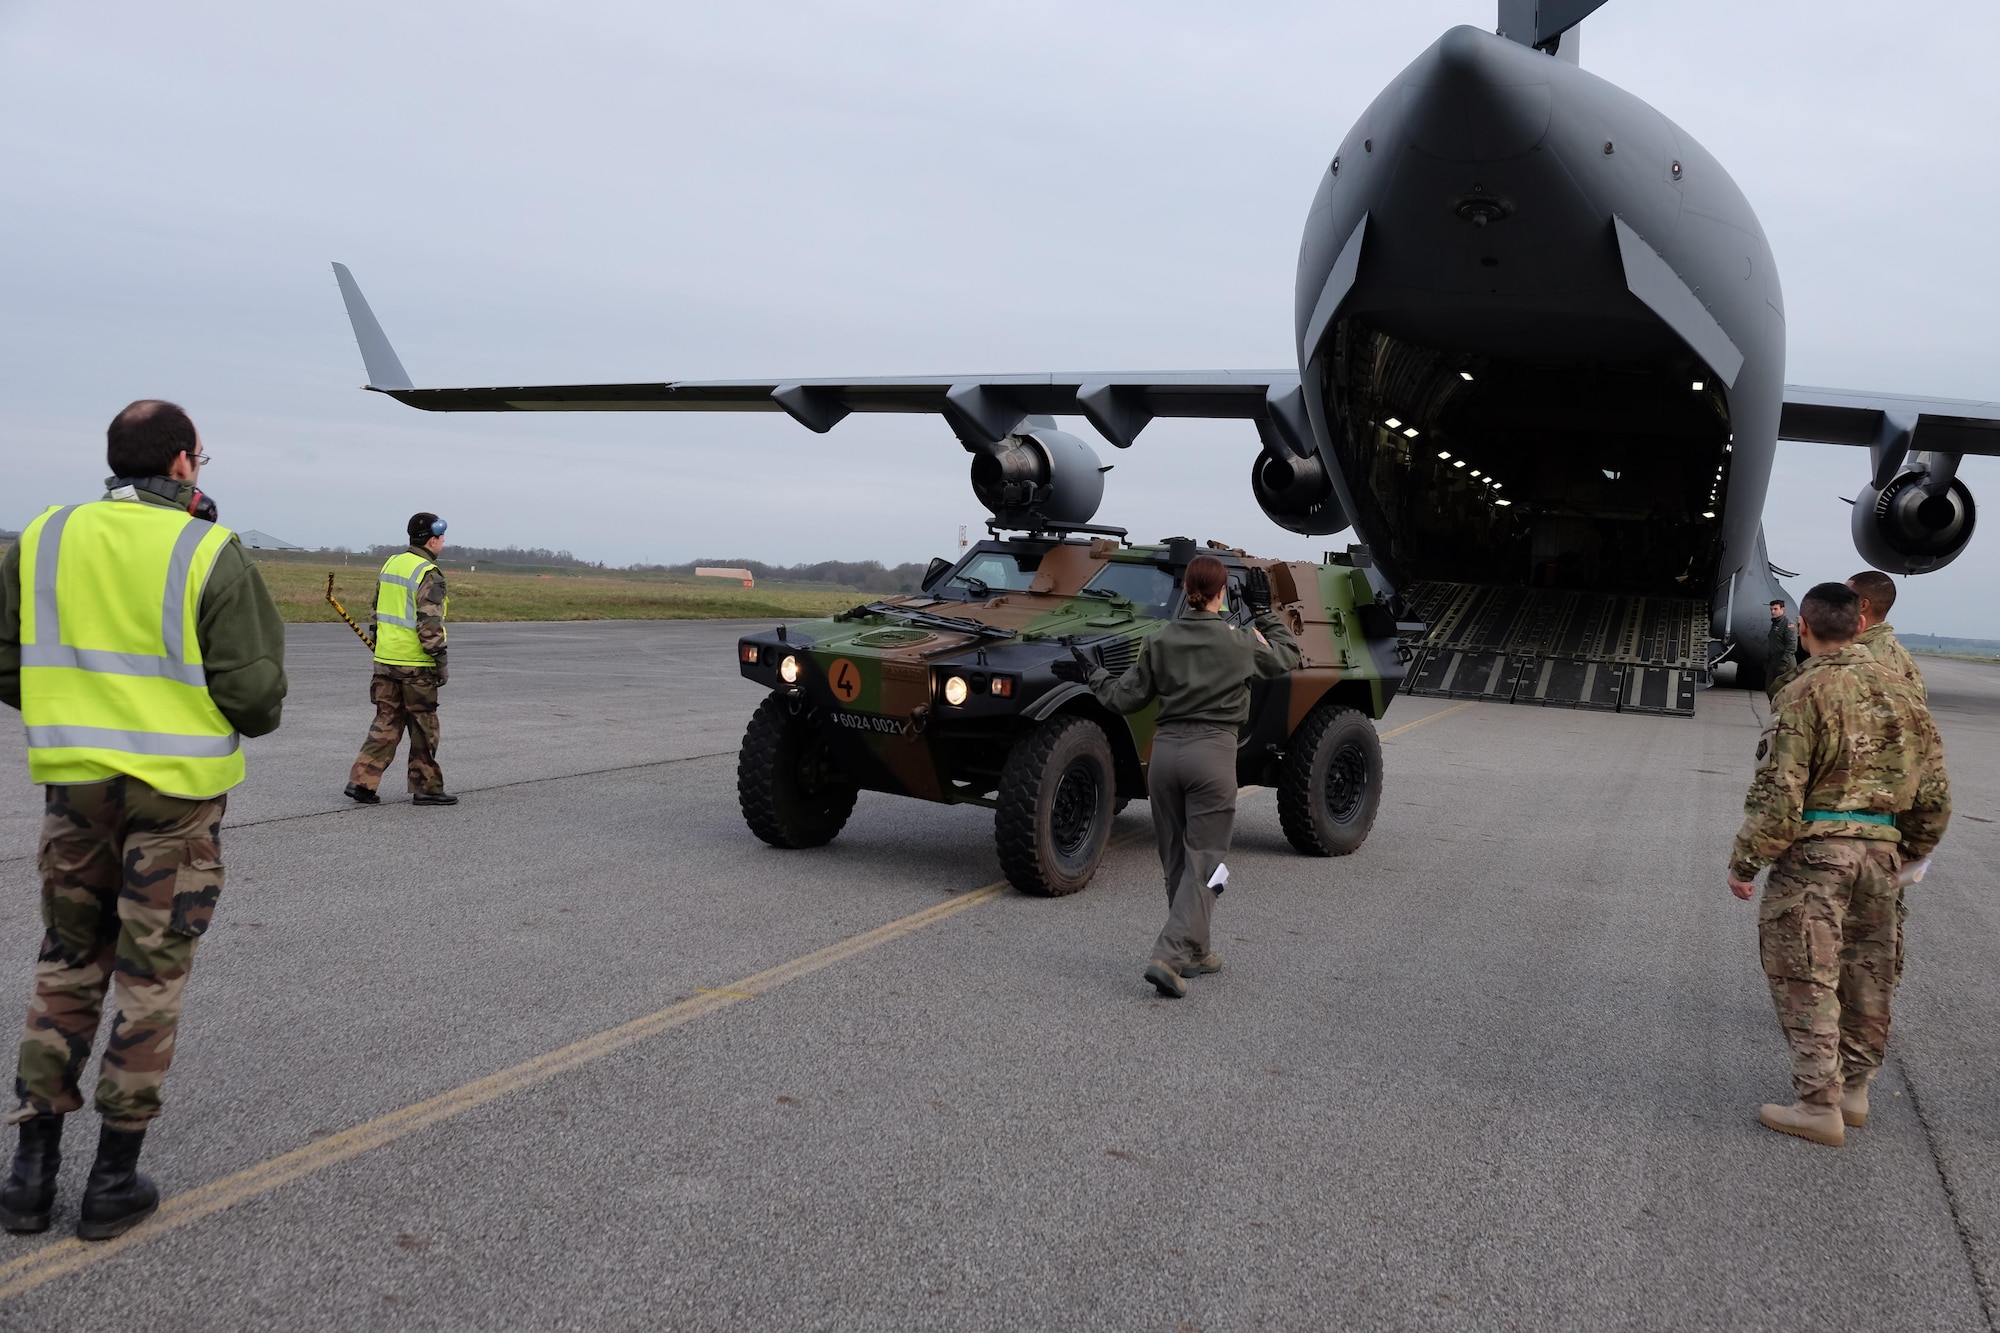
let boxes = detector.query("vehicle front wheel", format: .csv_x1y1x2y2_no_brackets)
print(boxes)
1277,705,1383,857
738,694,859,849
995,715,1116,895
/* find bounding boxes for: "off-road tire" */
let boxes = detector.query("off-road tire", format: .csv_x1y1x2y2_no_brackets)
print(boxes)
995,715,1116,895
1277,705,1383,857
738,694,859,849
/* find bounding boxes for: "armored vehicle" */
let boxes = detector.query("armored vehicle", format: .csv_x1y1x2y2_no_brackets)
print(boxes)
734,530,1406,895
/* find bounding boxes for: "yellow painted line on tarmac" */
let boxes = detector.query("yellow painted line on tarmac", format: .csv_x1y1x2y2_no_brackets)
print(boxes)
0,872,1030,1301
1379,699,1476,741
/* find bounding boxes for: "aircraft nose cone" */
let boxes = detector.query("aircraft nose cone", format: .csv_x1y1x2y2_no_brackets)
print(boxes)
1403,25,1552,162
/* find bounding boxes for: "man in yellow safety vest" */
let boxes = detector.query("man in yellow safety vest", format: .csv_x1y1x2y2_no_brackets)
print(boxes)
344,512,456,806
0,399,286,1240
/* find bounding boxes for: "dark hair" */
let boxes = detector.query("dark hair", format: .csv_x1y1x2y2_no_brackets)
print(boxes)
1847,570,1897,615
106,400,197,478
408,512,441,544
1799,581,1860,644
1769,599,1786,608
1184,554,1227,608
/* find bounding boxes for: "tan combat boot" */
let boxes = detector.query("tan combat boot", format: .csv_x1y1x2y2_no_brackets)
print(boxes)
1182,952,1222,977
1840,1081,1870,1128
1758,1101,1845,1147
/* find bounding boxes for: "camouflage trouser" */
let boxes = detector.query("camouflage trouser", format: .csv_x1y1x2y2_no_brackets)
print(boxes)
9,778,225,1129
349,665,443,794
1758,836,1904,1107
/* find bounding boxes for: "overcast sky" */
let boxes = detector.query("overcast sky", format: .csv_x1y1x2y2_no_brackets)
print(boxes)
2,0,1995,635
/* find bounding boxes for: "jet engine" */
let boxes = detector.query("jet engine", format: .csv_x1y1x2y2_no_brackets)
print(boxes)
1250,448,1349,536
1852,458,1977,575
970,425,1107,528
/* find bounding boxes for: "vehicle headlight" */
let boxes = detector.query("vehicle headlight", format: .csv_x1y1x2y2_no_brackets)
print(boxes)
779,655,801,684
942,674,969,706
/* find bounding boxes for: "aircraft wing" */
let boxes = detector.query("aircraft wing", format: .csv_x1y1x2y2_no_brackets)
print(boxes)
333,263,1303,451
1780,385,2000,457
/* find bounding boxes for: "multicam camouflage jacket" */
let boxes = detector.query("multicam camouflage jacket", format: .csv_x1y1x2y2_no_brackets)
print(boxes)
1858,622,1925,698
1730,643,1951,880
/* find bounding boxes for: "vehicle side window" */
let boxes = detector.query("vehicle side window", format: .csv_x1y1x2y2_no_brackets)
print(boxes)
1086,561,1180,614
948,550,1042,594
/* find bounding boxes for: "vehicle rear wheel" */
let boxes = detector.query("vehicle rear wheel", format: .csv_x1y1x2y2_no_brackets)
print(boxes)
738,694,859,849
995,715,1116,895
1277,705,1383,857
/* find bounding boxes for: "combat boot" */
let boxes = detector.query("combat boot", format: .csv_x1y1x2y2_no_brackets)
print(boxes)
1841,1081,1870,1129
0,1114,64,1234
1143,962,1187,999
412,791,459,806
76,1124,158,1241
343,783,379,804
1182,952,1222,977
1757,1100,1845,1147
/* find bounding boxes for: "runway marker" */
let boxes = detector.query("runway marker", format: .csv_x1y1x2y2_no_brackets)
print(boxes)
1378,699,1476,740
0,722,1462,1300
0,873,1020,1300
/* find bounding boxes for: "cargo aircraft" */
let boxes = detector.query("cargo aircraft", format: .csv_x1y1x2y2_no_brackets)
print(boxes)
335,0,1998,714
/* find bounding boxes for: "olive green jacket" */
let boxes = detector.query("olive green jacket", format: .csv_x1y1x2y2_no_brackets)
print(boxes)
1089,609,1301,728
1,481,289,737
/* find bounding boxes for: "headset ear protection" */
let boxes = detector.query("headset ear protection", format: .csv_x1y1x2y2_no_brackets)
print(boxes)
430,518,448,538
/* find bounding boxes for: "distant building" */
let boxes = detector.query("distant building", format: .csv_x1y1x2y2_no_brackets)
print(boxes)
697,566,755,588
237,529,304,550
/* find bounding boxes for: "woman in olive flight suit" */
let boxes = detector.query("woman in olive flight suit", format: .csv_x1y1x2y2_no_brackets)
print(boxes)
1060,554,1300,998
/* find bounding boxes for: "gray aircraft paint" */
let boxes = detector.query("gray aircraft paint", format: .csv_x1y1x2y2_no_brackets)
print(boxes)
334,6,1999,686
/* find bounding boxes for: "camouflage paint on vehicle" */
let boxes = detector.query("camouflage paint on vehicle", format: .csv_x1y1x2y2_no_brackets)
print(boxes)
736,535,1403,807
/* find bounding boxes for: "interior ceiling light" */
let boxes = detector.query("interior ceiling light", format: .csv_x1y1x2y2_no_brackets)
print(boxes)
1403,427,1420,438
1491,481,1502,489
1459,371,1474,381
1495,498,1512,506
1453,459,1467,468
1691,380,1705,391
1384,417,1402,429
1437,450,1451,460
1702,511,1716,519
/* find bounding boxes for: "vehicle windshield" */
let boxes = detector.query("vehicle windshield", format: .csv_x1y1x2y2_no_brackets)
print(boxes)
945,548,1043,597
1085,560,1181,615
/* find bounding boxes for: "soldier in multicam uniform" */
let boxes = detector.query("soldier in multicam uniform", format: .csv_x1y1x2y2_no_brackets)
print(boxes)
1765,599,1799,698
345,512,458,806
0,401,286,1238
1847,569,1926,698
1727,581,1950,1147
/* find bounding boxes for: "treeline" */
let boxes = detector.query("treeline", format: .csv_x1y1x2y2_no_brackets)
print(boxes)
367,543,604,568
638,559,931,593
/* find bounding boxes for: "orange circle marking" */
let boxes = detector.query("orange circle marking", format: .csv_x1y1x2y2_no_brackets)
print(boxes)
828,658,863,704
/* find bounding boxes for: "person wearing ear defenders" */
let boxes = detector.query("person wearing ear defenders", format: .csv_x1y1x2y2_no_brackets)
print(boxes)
344,512,456,807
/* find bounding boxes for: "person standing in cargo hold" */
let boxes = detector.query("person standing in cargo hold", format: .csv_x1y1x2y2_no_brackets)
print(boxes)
345,512,456,806
0,400,287,1240
1062,554,1299,998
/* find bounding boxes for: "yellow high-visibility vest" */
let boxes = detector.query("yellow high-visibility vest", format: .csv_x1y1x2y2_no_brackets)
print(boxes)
18,498,244,799
373,550,447,666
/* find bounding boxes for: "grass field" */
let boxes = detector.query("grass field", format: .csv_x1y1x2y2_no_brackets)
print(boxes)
0,538,871,623
265,557,865,624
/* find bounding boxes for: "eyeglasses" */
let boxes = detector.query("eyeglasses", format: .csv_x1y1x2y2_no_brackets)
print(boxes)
186,451,213,467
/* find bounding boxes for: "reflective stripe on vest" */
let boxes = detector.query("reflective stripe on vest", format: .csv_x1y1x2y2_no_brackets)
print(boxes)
18,499,245,799
373,551,444,665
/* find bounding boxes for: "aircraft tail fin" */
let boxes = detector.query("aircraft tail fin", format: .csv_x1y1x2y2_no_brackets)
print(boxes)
1497,0,1610,53
331,262,414,391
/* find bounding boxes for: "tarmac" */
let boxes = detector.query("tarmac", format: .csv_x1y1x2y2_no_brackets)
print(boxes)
0,620,1995,1331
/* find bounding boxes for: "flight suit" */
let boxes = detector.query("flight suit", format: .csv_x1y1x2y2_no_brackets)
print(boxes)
1090,608,1300,971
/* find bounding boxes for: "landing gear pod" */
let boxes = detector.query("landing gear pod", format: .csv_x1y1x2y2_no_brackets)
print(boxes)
970,426,1107,528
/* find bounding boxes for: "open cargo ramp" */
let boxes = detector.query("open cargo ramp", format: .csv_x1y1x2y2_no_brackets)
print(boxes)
1399,582,1709,717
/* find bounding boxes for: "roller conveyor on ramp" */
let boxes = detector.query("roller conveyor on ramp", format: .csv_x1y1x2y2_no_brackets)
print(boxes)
1398,582,1709,717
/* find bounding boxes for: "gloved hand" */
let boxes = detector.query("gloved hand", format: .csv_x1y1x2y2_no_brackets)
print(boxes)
431,653,449,687
1243,567,1273,615
1051,639,1097,683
